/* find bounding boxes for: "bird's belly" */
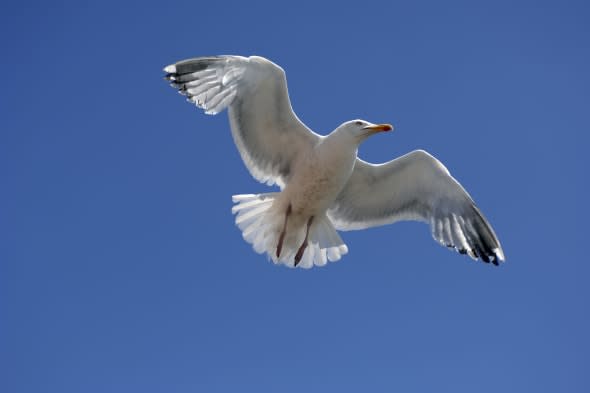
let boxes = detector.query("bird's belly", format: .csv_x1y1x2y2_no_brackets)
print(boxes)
284,165,349,217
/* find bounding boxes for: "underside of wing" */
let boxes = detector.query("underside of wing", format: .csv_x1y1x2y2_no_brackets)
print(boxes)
164,55,320,187
329,150,505,264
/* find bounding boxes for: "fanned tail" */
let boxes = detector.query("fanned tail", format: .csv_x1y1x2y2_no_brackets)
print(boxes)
232,193,277,252
232,193,348,269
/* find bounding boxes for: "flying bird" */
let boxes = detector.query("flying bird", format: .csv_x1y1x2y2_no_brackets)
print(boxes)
164,55,505,268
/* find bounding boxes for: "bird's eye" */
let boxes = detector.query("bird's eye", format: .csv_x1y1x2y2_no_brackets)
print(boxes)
355,121,363,126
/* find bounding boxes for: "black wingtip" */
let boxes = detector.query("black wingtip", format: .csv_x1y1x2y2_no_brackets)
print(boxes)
172,56,224,75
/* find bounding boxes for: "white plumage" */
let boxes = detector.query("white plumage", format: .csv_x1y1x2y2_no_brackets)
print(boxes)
164,55,505,268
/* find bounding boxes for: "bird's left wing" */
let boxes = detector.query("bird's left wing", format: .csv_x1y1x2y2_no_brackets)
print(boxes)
164,55,320,187
328,150,505,264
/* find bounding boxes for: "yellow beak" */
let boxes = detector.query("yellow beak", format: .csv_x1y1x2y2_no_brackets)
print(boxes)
363,123,394,132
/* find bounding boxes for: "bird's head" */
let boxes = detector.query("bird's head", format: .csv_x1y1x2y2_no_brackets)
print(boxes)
337,119,394,144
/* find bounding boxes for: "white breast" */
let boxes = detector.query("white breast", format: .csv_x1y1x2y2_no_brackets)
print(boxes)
283,135,358,216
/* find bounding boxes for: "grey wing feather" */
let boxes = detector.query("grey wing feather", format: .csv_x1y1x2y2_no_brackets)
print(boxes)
329,150,505,264
164,55,320,187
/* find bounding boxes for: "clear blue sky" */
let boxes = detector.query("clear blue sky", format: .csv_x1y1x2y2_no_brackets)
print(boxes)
2,1,589,392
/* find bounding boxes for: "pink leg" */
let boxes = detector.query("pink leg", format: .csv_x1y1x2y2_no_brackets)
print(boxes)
276,204,292,258
294,216,314,266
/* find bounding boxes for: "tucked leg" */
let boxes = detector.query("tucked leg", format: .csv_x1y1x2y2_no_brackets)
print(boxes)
294,216,314,266
276,204,292,258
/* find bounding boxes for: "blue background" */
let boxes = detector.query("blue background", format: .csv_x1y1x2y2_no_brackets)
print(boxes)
2,0,589,392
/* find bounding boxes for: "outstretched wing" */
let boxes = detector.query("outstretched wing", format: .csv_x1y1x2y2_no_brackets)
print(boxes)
164,55,320,187
328,150,505,264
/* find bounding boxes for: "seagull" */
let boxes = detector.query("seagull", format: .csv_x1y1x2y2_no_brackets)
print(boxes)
164,55,505,269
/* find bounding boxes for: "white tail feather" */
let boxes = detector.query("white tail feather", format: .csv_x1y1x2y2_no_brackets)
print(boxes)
232,193,348,268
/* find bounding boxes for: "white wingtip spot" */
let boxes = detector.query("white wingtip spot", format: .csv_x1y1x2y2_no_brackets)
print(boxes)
494,248,506,262
164,64,176,73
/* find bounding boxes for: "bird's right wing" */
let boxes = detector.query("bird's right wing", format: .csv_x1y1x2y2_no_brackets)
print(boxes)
328,150,505,264
164,55,320,188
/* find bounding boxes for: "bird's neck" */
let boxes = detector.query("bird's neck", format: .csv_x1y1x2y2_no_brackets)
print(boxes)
317,133,358,174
